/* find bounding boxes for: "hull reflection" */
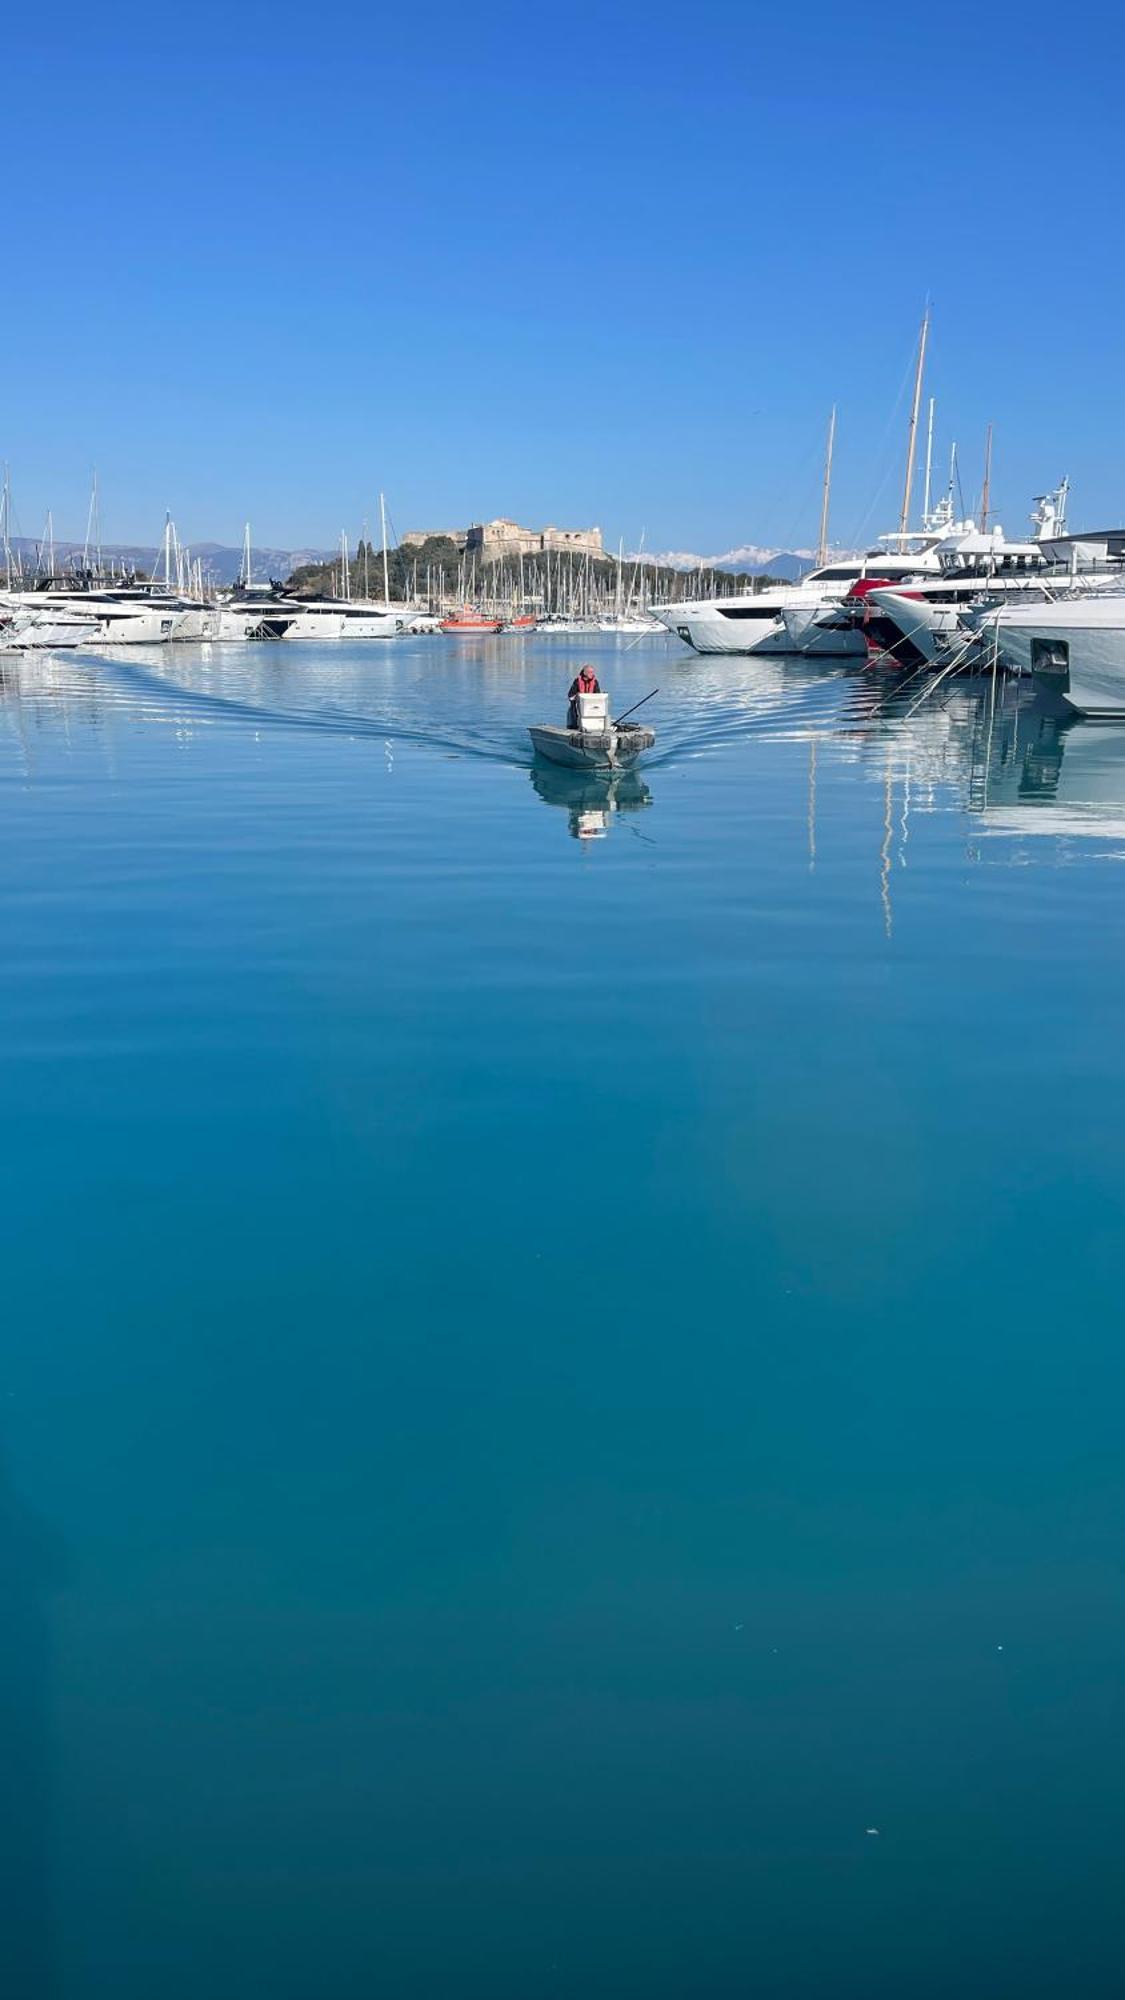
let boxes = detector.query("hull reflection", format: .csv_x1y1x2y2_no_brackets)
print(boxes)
529,762,653,841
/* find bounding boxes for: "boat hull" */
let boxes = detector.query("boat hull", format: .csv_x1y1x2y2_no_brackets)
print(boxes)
528,723,655,770
779,604,866,657
859,590,953,668
652,603,791,655
994,604,1125,716
0,615,99,650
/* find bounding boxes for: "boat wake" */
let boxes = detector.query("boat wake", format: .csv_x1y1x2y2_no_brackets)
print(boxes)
76,648,529,765
57,640,905,776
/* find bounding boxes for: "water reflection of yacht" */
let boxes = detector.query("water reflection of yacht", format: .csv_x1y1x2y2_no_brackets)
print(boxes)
972,698,1125,838
529,761,653,840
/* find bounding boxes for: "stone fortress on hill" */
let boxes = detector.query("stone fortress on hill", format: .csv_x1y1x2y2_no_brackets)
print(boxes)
401,518,603,563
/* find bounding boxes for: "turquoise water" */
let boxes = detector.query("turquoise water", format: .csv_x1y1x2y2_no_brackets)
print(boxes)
3,635,1125,1997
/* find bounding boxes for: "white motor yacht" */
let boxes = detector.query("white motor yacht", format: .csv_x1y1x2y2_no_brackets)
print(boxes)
283,601,411,640
0,604,101,649
982,593,1125,716
651,522,966,658
11,587,187,644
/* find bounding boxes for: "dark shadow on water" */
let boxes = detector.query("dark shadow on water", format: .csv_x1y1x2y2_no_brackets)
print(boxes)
0,1445,67,1998
529,760,654,842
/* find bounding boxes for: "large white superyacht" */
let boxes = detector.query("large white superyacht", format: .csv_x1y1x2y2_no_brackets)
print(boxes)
650,519,961,658
3,580,190,643
214,525,411,640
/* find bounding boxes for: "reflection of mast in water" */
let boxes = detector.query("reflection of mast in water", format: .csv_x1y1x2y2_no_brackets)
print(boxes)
807,737,817,871
880,746,894,939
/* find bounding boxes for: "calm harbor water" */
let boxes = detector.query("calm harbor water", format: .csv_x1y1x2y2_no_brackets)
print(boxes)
3,633,1125,1998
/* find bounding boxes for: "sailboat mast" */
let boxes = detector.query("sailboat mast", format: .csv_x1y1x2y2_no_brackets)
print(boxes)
379,492,390,603
898,305,930,536
980,424,993,535
242,522,252,590
816,405,836,567
922,397,935,524
83,472,98,572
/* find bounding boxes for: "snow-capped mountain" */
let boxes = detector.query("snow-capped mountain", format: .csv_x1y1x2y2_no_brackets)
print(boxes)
637,546,815,581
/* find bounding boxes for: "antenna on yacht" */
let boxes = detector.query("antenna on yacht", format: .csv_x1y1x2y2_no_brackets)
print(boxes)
950,442,968,525
922,398,935,524
379,492,390,605
980,426,993,535
898,304,930,536
241,522,252,590
816,405,836,567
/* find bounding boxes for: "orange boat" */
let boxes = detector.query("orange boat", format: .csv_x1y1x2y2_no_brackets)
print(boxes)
440,610,503,634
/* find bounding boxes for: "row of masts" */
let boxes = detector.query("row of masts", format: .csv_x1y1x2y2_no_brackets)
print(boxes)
316,528,757,618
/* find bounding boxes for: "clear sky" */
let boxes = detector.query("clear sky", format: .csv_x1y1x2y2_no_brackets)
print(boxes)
6,0,1122,554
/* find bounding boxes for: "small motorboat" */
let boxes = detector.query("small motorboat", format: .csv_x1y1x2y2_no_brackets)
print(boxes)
528,689,656,770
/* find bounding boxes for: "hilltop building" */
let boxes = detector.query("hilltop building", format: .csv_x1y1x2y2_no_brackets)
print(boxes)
466,518,603,562
401,519,603,562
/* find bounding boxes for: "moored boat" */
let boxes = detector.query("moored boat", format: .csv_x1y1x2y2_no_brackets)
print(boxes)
441,610,503,634
528,689,655,769
983,594,1125,716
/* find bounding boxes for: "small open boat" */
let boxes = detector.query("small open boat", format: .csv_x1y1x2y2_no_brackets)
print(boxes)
528,689,656,770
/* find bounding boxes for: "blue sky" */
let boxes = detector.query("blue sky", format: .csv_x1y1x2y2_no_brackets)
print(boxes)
5,0,1122,553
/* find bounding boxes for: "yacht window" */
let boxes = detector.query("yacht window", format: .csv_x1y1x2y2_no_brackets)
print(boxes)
809,566,861,582
717,605,782,620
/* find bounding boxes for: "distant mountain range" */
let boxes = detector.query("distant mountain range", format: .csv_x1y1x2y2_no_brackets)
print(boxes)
642,547,814,581
5,536,814,586
5,539,333,585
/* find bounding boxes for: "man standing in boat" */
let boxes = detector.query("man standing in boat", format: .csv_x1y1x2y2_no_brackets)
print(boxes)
567,664,600,728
